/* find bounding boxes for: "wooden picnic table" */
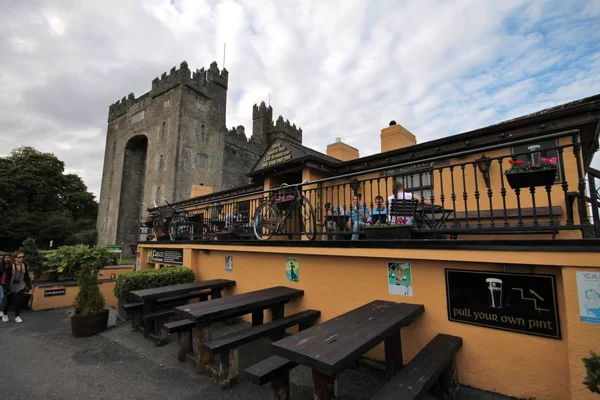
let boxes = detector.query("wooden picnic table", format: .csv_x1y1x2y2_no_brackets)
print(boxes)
130,279,236,339
174,286,304,374
271,300,424,400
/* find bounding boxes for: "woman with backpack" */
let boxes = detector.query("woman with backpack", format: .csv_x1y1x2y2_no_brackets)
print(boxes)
2,251,31,323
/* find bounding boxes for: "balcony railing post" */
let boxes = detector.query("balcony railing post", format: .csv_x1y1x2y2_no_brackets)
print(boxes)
438,168,447,228
572,133,590,225
472,163,482,228
449,166,458,228
530,187,539,226
515,188,524,227
587,171,600,237
557,147,573,225
461,165,470,228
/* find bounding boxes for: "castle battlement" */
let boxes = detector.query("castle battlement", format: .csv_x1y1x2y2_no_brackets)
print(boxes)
108,60,228,122
253,101,273,120
271,115,303,144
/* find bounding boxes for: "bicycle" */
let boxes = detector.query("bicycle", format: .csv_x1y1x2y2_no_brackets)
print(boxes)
253,181,317,241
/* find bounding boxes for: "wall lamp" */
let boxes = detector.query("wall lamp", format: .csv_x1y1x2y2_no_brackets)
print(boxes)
129,243,139,256
475,154,492,189
349,178,361,196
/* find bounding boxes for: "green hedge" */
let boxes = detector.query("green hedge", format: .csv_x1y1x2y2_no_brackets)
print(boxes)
114,267,196,301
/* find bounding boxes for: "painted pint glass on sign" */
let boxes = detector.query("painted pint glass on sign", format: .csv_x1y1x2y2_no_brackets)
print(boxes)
486,278,503,308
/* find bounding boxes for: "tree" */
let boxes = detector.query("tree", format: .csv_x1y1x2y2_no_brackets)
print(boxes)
583,351,600,394
0,146,99,249
18,237,45,278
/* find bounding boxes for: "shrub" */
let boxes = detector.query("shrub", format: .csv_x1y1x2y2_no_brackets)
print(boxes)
18,237,45,278
73,264,105,316
114,267,195,301
44,245,115,281
583,350,600,394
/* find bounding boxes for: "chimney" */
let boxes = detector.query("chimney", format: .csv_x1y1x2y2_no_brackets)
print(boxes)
381,120,416,153
190,184,213,198
327,137,359,161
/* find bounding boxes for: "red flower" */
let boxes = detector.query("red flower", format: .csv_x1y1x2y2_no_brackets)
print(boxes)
508,159,524,165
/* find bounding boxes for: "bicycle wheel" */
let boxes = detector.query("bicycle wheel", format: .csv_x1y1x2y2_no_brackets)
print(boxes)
253,202,280,240
300,197,317,241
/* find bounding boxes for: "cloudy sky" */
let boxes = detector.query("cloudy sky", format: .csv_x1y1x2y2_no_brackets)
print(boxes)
1,0,600,199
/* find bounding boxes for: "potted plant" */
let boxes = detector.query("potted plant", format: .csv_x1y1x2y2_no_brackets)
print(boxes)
504,156,558,189
363,217,415,240
71,264,109,337
583,351,600,394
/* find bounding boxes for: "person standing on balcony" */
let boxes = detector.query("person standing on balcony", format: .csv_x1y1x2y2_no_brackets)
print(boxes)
225,205,242,230
347,195,369,240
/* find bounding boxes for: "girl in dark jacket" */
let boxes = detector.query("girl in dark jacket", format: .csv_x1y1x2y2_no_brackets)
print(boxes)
0,253,11,321
3,251,31,323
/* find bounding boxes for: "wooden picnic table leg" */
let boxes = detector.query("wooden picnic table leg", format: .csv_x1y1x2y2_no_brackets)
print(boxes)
384,332,403,379
177,329,193,362
210,288,222,299
431,358,460,400
270,302,286,340
312,370,338,400
252,309,264,326
142,299,157,339
194,321,213,374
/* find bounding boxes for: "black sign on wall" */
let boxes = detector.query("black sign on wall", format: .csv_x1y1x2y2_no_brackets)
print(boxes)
150,249,183,265
44,289,66,297
445,269,561,339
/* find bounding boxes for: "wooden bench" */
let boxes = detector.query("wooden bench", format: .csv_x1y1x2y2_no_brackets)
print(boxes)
372,334,463,400
162,319,196,361
202,309,320,388
244,355,298,400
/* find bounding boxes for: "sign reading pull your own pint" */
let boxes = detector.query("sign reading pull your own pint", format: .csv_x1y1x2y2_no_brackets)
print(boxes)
445,269,561,339
150,249,183,265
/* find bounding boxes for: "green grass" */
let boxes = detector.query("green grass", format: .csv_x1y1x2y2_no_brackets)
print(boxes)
119,258,136,265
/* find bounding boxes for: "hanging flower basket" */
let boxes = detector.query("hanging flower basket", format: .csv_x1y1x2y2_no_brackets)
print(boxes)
504,157,558,189
363,224,414,240
274,194,296,212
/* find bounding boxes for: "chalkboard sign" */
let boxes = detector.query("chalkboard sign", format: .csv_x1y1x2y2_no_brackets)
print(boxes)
44,289,66,297
150,249,183,265
446,269,560,339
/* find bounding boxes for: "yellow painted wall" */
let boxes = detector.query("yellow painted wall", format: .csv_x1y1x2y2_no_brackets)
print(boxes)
561,266,600,400
138,242,600,400
98,266,134,280
31,281,118,311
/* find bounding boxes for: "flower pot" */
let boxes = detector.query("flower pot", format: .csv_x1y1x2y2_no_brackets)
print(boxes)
275,198,295,212
217,232,238,240
504,167,557,189
71,309,109,337
364,225,413,240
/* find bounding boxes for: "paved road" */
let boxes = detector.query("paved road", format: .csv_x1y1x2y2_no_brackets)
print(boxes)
0,308,508,400
0,308,387,400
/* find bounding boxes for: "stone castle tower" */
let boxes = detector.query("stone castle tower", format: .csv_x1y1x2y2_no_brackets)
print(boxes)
96,61,302,253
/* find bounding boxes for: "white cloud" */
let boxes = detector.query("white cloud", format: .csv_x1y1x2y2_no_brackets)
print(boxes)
0,0,599,199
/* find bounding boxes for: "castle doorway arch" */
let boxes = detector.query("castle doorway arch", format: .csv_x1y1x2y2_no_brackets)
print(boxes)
116,135,148,258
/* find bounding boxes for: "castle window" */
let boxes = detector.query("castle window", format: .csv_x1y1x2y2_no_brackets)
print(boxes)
109,170,114,185
164,99,170,108
197,125,206,142
160,121,166,139
158,154,164,170
107,197,111,212
131,110,145,124
195,153,208,169
156,186,161,203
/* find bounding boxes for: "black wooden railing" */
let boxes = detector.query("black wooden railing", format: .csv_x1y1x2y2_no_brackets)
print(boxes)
147,130,599,241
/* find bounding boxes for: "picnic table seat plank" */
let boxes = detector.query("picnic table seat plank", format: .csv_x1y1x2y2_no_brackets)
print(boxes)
244,355,298,400
129,279,235,301
372,334,463,400
272,301,424,376
202,310,321,355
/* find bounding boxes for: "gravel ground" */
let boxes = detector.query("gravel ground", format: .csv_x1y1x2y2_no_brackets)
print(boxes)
0,308,511,400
